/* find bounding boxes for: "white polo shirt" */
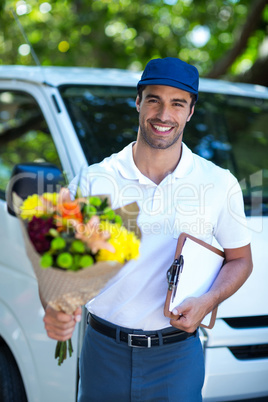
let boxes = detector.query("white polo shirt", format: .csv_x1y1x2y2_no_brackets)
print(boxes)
69,142,251,330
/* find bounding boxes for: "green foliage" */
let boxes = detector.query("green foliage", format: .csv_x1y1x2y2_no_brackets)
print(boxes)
1,0,267,80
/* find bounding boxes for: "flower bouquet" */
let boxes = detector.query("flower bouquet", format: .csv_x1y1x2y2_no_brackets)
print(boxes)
13,189,140,365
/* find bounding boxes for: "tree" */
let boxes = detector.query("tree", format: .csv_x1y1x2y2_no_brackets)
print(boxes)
0,0,267,85
206,0,268,85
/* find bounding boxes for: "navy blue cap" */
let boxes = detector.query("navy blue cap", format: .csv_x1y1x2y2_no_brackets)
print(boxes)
137,57,199,100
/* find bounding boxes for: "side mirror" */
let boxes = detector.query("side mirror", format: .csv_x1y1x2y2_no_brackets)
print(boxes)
6,162,65,217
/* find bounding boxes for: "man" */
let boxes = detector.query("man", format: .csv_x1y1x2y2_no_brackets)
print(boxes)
44,58,252,401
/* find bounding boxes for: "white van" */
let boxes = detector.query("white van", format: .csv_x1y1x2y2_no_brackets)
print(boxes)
0,66,267,402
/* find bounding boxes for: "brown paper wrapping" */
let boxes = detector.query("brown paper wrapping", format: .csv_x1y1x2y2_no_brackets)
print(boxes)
16,195,140,315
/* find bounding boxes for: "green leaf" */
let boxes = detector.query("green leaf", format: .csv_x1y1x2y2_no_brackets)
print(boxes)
48,228,59,238
1,0,266,85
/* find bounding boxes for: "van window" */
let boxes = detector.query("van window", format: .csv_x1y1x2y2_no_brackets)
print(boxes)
187,92,268,216
60,85,268,216
0,91,61,199
60,86,138,164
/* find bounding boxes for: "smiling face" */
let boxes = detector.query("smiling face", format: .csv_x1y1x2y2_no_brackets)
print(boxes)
136,85,195,150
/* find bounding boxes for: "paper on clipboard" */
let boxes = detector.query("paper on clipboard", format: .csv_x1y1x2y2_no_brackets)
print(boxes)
164,233,225,329
169,237,224,310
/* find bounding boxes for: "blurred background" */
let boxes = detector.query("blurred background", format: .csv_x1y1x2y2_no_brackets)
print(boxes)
0,0,267,86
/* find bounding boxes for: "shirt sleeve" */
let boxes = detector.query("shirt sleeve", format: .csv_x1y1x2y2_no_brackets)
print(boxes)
68,164,119,204
214,172,251,249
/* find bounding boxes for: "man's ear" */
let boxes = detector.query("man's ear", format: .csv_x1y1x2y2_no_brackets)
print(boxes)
136,95,140,112
187,105,195,122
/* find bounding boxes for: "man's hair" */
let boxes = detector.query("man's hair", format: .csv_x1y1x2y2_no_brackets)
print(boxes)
137,85,197,111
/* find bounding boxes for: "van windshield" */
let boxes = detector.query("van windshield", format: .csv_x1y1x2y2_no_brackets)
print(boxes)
60,85,268,216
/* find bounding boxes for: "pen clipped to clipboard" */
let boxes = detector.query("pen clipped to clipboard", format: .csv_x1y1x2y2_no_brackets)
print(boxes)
164,233,225,329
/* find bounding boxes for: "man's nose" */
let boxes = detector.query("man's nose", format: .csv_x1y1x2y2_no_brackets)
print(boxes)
156,104,171,122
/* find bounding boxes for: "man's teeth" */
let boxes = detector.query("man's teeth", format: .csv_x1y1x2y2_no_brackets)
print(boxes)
153,125,172,132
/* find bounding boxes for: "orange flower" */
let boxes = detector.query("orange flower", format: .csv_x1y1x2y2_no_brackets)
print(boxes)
55,200,83,229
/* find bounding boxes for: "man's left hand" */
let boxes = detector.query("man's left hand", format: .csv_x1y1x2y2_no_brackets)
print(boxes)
169,296,208,333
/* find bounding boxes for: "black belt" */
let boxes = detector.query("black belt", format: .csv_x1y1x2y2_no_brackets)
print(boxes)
89,315,196,348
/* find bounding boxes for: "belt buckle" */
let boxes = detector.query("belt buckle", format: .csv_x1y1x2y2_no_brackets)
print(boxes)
128,333,152,348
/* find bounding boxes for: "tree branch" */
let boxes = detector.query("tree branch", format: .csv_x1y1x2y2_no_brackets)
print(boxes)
0,114,44,146
236,54,268,86
207,0,267,78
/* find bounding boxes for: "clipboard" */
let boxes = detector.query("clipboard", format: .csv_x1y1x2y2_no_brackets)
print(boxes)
164,233,225,329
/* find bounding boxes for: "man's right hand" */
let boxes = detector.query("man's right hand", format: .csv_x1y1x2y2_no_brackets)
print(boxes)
43,305,82,341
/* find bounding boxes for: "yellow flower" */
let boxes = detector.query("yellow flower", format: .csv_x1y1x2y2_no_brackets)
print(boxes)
42,192,59,206
126,231,140,260
20,194,45,220
96,221,140,263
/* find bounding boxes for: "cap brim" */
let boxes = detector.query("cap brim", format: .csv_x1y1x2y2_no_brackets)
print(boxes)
137,78,198,98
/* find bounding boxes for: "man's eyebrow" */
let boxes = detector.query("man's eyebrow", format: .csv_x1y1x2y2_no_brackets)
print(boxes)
172,98,188,104
145,94,161,100
145,94,188,104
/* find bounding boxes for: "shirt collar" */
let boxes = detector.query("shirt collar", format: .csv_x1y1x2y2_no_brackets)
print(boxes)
173,142,194,179
115,141,194,184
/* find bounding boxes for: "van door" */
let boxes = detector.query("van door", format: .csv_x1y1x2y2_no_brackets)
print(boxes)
0,87,79,402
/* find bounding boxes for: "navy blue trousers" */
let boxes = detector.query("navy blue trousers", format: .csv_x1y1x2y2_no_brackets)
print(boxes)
78,317,205,401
